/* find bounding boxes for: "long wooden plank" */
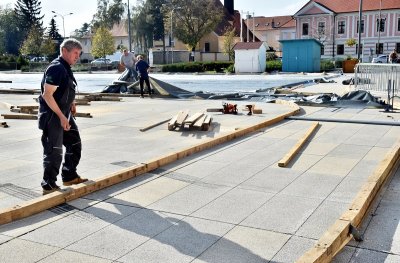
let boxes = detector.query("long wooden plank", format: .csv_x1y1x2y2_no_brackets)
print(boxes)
278,122,319,167
1,114,37,120
193,115,207,128
140,118,170,132
296,139,400,263
0,101,300,225
176,109,189,125
184,112,204,124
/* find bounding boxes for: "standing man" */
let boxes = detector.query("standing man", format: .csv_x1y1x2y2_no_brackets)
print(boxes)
120,49,138,80
38,38,88,195
135,55,151,98
389,49,398,64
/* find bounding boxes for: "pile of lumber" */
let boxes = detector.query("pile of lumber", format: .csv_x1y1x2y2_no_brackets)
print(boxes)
168,110,212,131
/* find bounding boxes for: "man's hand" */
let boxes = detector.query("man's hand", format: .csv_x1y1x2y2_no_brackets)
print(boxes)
71,102,77,117
60,115,71,131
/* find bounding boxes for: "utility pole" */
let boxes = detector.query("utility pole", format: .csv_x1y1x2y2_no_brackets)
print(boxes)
52,11,73,38
357,0,362,61
377,0,382,55
127,0,132,52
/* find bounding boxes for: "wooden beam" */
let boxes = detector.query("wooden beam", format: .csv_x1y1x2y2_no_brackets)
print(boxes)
0,102,300,225
296,140,400,263
1,114,37,120
140,119,170,132
278,122,319,167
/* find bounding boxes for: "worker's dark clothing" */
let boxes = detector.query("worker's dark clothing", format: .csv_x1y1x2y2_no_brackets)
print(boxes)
135,60,151,96
38,57,82,189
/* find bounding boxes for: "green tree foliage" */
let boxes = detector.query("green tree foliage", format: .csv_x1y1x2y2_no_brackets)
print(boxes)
41,37,57,59
92,0,124,29
0,5,22,54
91,26,115,58
222,26,237,61
14,0,44,36
73,23,91,37
47,18,62,41
19,26,43,56
166,0,223,51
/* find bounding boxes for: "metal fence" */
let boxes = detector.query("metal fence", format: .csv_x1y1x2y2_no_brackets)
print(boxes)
355,63,400,110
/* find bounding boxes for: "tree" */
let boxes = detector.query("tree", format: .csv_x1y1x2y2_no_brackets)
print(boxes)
41,37,57,59
14,0,44,36
91,26,115,59
92,0,124,30
0,5,20,54
222,26,237,61
47,18,62,41
166,0,223,51
19,26,43,56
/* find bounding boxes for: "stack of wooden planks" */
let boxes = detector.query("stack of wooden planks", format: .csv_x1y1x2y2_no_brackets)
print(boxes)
168,111,212,131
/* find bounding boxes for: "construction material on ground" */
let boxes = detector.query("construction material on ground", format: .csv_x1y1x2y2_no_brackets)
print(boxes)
0,122,9,128
74,112,93,118
297,140,400,263
278,122,319,167
206,103,238,114
0,80,12,83
140,119,170,132
10,105,38,114
0,101,300,225
1,114,37,120
168,110,189,131
84,94,122,101
242,104,263,115
201,115,212,131
74,98,91,106
183,112,204,126
287,116,400,126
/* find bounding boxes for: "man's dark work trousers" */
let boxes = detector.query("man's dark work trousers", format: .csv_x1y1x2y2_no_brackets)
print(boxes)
41,113,81,186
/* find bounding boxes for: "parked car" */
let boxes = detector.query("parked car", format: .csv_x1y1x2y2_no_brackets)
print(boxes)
30,56,48,62
91,58,112,66
372,54,388,63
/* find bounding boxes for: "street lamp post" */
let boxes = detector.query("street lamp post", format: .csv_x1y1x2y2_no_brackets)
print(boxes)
52,11,73,38
357,0,363,61
127,0,132,52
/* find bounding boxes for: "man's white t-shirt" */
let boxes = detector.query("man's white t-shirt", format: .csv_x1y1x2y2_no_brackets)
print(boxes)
120,52,135,68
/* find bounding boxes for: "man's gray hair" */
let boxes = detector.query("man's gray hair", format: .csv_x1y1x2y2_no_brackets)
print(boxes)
60,38,82,53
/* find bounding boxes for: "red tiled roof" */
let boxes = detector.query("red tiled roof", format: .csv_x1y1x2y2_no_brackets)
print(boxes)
245,16,295,31
310,0,400,13
233,41,265,50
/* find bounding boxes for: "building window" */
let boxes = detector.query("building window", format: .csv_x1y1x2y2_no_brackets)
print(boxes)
376,43,383,54
356,20,364,34
321,45,325,55
396,43,400,53
204,42,210,52
318,22,325,35
337,44,344,55
376,18,385,32
302,23,309,35
398,18,400,31
356,44,363,54
338,21,345,34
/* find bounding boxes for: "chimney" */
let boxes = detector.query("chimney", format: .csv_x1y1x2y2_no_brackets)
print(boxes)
224,0,234,15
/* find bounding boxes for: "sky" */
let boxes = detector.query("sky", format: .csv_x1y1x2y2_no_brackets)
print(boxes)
0,0,309,37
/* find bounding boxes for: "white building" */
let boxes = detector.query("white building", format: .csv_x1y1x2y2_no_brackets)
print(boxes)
233,42,268,73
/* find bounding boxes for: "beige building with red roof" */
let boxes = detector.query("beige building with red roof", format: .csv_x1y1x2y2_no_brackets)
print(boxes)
244,15,296,56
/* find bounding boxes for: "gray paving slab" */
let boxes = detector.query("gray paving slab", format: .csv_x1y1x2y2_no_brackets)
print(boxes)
38,249,112,263
296,200,349,239
117,216,234,263
193,225,291,263
308,155,359,177
0,238,60,263
240,166,303,194
241,194,322,234
169,159,228,180
0,234,12,244
336,248,400,263
357,206,400,254
271,235,317,263
280,171,344,199
66,209,184,260
192,188,274,224
327,176,366,204
147,182,231,215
